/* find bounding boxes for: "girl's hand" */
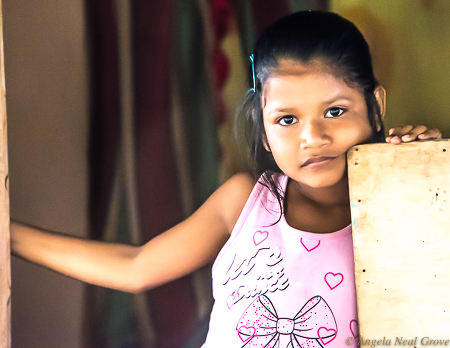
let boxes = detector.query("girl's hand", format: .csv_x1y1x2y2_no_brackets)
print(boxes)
385,125,442,145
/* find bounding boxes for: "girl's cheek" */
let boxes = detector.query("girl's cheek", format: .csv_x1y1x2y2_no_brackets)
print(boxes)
343,121,373,144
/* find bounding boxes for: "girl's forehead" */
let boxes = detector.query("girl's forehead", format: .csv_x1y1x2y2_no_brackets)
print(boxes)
262,67,365,111
265,58,360,91
264,69,355,97
270,59,336,78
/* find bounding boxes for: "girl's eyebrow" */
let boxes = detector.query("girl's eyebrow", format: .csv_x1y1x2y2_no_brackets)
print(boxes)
323,96,353,105
267,107,297,115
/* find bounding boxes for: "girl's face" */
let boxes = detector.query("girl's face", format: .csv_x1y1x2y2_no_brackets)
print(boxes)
262,63,376,189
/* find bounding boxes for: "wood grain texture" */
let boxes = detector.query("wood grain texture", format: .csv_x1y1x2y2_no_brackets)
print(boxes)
348,140,450,340
0,1,11,346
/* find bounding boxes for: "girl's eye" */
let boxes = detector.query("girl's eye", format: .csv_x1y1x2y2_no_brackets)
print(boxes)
325,107,345,118
278,116,297,126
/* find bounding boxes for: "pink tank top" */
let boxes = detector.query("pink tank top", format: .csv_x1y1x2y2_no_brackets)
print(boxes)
202,174,358,347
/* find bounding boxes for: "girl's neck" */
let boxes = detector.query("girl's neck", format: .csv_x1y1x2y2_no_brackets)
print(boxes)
288,174,350,207
284,174,351,233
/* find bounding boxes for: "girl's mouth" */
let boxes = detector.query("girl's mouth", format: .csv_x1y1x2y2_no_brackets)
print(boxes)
301,156,336,167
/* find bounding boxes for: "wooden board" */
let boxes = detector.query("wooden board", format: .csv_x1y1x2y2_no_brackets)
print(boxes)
0,1,10,347
348,140,450,342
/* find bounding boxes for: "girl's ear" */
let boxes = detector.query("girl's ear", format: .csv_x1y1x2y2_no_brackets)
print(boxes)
374,86,386,131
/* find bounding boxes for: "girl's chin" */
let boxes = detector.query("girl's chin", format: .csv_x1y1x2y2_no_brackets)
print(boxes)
295,161,348,188
292,169,348,189
301,178,346,189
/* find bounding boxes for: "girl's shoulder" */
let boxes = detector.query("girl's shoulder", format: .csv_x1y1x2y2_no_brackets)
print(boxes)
222,172,256,192
214,172,257,234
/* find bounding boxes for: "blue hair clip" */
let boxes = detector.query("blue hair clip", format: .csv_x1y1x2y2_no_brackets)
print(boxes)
250,54,256,92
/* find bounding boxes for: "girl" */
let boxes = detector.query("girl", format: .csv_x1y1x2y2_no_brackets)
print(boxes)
11,11,442,348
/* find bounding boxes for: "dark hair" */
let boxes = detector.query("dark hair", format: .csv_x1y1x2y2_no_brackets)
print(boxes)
236,11,384,219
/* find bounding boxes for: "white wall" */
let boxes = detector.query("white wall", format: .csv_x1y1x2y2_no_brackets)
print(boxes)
4,1,89,347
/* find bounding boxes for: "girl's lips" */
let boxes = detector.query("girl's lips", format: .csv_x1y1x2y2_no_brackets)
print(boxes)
301,156,336,167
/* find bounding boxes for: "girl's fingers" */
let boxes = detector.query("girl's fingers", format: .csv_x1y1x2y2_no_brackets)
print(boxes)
385,127,402,144
386,125,414,144
389,125,414,136
385,125,442,144
398,125,428,142
417,128,442,140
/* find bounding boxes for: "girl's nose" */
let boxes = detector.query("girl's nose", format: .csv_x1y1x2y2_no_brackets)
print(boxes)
299,120,330,149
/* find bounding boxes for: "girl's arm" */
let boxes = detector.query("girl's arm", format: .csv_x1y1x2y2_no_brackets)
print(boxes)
11,173,255,293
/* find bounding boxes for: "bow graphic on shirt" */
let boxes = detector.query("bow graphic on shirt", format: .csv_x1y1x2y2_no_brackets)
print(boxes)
236,295,337,347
